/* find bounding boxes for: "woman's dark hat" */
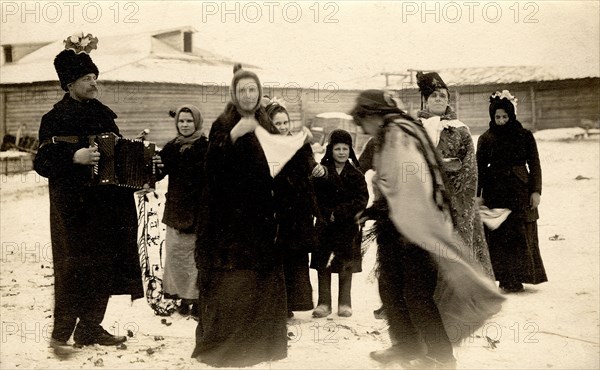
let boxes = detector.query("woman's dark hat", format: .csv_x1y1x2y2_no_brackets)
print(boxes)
488,90,518,122
350,89,402,120
54,33,99,91
416,71,448,98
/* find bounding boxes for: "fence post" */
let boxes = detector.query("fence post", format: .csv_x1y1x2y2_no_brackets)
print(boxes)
530,86,537,131
454,89,460,119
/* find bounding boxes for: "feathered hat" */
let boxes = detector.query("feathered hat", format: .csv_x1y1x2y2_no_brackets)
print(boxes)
54,32,99,91
489,90,518,122
416,71,448,97
416,71,448,105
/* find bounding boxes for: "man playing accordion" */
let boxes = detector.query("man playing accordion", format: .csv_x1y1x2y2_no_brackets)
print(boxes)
34,33,147,357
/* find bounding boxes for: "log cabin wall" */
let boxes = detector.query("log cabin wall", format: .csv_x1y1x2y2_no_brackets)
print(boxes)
2,78,598,145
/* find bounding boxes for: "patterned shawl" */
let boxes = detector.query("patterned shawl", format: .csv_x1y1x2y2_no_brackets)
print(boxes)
371,116,505,342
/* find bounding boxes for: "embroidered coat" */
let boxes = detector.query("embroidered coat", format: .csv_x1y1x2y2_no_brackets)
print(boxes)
436,125,494,277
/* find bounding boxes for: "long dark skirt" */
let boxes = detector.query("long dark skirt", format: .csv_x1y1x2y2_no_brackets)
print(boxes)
192,267,288,367
485,213,548,285
283,252,314,311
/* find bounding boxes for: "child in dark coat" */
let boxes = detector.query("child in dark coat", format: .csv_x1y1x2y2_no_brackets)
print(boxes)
311,129,368,318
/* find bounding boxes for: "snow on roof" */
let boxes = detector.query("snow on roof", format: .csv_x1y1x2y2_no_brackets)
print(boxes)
0,27,246,85
441,65,598,85
101,59,237,84
373,65,600,90
3,28,597,89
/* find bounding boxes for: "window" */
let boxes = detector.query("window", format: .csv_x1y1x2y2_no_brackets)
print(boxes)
183,32,192,53
3,45,13,63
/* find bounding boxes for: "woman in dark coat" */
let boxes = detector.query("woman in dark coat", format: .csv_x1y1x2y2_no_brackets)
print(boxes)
477,90,547,293
266,100,326,317
311,129,369,318
192,66,296,367
157,105,208,316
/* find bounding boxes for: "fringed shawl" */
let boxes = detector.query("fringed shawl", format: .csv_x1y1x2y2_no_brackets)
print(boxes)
372,117,504,341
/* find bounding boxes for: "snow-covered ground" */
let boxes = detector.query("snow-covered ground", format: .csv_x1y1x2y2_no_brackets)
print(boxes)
1,133,598,369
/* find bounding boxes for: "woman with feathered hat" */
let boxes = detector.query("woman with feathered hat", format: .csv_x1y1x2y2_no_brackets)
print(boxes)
477,90,547,293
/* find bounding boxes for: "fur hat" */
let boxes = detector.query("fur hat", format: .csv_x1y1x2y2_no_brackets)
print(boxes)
321,129,360,169
329,129,353,147
489,90,518,122
416,71,448,100
230,63,263,115
54,33,99,91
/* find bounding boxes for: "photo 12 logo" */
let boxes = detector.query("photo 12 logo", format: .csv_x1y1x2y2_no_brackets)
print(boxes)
1,242,53,264
400,1,540,23
199,2,340,23
198,81,340,104
1,2,140,23
1,320,140,344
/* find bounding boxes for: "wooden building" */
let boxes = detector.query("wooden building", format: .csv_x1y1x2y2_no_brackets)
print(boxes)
2,28,598,149
301,66,600,135
1,26,259,146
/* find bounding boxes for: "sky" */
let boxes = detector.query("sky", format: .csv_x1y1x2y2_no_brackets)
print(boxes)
1,0,599,81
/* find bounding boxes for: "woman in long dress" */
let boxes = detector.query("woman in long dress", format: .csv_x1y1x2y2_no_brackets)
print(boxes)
266,99,325,318
158,105,208,317
477,90,547,293
416,71,494,278
192,66,288,367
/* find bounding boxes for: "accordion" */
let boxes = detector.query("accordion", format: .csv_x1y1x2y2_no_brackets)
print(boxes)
89,132,156,189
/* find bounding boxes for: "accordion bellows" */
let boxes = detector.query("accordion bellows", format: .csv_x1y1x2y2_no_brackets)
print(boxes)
90,132,156,189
